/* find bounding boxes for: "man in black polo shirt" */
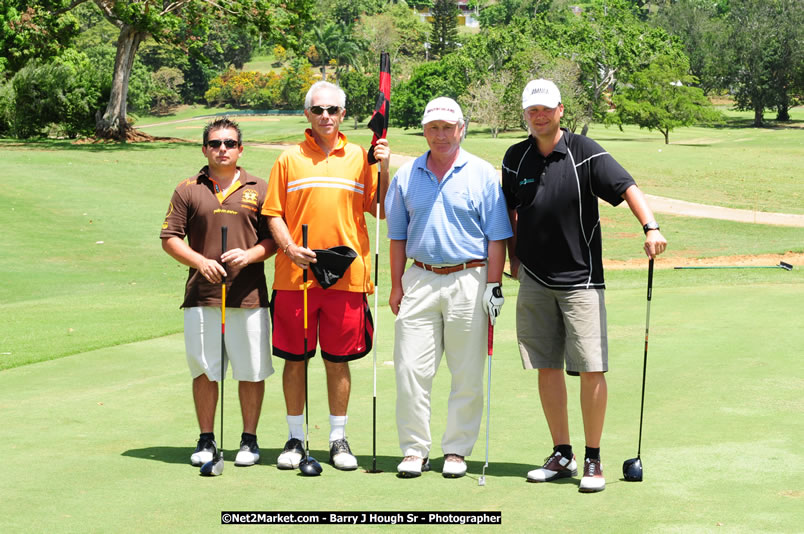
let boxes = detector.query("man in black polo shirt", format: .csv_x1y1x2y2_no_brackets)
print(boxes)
502,79,667,492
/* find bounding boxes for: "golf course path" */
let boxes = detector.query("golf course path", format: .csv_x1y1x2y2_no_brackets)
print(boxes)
251,144,804,228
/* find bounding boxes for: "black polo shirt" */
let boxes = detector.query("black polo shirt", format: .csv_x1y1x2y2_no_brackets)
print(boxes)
501,128,635,289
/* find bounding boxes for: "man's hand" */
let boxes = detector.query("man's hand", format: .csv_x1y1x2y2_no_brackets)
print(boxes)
389,286,404,316
483,282,504,325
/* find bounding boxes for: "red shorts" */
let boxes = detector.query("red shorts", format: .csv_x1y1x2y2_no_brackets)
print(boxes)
271,288,373,362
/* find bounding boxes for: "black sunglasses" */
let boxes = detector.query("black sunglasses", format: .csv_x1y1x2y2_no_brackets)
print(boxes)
206,139,239,149
309,105,342,115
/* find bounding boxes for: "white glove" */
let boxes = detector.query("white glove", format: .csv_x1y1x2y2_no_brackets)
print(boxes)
483,282,504,325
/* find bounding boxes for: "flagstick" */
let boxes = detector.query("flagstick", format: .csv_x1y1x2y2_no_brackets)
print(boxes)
369,169,381,474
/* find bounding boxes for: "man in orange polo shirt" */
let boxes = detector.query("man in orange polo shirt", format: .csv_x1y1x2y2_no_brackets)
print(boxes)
262,81,390,471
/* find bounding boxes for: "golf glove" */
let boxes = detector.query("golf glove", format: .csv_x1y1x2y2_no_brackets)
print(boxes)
483,282,504,325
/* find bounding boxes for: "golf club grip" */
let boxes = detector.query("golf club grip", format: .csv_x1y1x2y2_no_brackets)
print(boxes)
647,258,654,301
488,321,493,357
221,226,228,255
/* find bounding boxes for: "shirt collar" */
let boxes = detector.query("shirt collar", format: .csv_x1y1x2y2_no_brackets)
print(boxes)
304,129,347,154
529,128,569,157
413,147,469,176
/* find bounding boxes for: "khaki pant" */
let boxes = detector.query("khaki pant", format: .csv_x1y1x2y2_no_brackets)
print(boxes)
393,264,488,458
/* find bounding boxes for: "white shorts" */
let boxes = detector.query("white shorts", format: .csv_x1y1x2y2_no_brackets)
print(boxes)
184,307,273,382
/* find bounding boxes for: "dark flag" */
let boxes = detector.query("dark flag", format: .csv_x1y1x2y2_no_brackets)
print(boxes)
366,52,390,164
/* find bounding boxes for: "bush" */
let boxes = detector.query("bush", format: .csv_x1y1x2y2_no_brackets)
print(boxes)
204,59,315,110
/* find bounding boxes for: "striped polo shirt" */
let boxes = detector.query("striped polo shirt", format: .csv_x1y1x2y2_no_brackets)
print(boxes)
501,129,635,289
385,148,513,264
262,129,377,293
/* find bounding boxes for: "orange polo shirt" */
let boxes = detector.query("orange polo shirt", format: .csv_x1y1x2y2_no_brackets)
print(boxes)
262,129,377,293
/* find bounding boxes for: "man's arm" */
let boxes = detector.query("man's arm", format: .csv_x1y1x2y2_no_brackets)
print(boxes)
487,240,506,284
622,184,668,258
162,236,226,283
372,138,391,219
267,216,317,268
388,239,407,316
506,208,520,278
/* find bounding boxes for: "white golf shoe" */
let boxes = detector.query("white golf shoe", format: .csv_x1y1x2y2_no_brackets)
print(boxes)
397,455,430,478
442,454,467,478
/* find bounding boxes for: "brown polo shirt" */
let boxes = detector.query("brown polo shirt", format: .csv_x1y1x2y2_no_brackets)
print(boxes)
161,166,271,308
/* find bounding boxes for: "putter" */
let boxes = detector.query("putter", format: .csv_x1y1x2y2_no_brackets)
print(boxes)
201,226,228,477
478,318,495,487
674,261,792,271
623,258,654,482
298,224,322,477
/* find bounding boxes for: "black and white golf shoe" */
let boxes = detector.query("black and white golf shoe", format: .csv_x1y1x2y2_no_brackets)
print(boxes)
234,436,260,467
190,435,217,467
329,438,358,470
277,438,305,470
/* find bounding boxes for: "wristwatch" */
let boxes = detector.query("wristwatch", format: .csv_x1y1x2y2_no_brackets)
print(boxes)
643,221,660,234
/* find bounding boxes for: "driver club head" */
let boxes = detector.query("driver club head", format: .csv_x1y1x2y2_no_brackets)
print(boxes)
299,456,322,476
622,457,643,482
200,453,224,477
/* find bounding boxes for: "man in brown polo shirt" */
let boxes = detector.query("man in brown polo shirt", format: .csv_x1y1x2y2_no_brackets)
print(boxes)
161,118,277,468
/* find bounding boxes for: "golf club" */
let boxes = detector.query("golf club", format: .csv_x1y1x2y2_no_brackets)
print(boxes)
674,261,792,271
478,318,495,487
298,224,322,477
623,257,654,482
201,225,228,477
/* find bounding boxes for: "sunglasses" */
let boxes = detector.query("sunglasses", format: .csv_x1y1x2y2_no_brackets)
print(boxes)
206,139,239,149
309,105,342,115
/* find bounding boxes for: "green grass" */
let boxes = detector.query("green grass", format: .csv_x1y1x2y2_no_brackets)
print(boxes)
1,136,801,371
1,279,802,533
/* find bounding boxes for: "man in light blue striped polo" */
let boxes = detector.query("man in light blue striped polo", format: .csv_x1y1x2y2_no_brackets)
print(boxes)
385,97,513,479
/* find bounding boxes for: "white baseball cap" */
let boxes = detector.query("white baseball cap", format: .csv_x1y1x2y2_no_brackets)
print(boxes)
522,79,561,109
422,97,463,125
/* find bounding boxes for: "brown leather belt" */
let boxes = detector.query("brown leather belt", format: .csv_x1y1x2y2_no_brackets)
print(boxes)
413,260,486,275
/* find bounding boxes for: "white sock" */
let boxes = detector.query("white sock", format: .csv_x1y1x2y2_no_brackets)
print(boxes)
329,415,347,442
287,414,304,441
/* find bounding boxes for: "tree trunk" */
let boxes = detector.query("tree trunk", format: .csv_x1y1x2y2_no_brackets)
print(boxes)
95,25,146,140
581,122,590,136
753,106,764,127
662,128,670,144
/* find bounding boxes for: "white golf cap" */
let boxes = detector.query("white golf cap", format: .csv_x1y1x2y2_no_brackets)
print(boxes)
522,79,561,109
422,97,463,125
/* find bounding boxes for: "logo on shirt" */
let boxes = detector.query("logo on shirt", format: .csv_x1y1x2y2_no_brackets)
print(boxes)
519,178,536,186
241,188,259,206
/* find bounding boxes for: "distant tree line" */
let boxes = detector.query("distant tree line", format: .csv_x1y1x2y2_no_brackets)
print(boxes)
0,0,800,140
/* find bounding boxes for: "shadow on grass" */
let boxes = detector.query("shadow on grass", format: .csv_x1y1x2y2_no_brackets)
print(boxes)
122,446,191,464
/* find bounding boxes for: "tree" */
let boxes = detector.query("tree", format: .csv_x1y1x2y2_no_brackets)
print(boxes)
310,22,365,84
0,0,81,76
393,54,472,128
339,69,374,129
10,0,313,140
610,54,722,144
429,0,459,59
650,0,731,95
463,70,513,138
530,0,683,135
